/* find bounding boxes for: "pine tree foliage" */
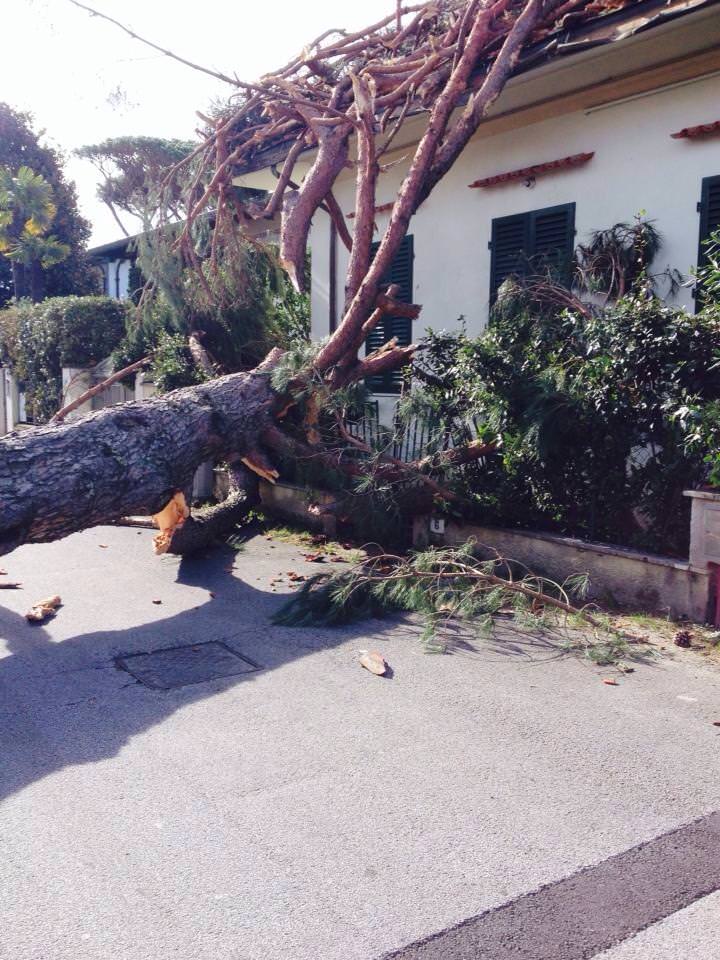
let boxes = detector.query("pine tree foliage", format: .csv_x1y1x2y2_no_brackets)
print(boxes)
76,136,195,230
273,541,635,664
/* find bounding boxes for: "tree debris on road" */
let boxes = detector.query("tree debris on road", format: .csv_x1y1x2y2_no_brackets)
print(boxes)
359,651,388,676
26,595,62,623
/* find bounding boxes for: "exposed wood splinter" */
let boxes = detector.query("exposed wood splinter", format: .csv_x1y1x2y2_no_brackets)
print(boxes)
241,454,280,484
152,492,190,555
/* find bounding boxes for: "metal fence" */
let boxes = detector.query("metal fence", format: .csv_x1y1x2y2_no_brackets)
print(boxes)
345,400,487,465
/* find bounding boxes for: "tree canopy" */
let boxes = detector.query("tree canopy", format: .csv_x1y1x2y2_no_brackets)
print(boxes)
0,165,70,301
76,136,195,234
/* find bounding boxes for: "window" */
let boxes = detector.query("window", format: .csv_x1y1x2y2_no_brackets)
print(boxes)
489,202,575,301
697,175,720,307
365,234,414,394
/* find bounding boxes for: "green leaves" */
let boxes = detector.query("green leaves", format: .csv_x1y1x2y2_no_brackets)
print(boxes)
696,228,720,303
416,256,720,555
0,165,70,293
0,296,130,422
0,165,58,235
5,233,70,268
272,542,631,664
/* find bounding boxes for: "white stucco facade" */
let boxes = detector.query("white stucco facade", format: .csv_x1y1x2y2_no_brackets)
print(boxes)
297,5,720,420
314,72,720,333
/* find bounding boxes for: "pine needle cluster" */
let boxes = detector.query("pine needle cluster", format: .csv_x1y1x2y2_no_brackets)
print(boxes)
273,541,635,664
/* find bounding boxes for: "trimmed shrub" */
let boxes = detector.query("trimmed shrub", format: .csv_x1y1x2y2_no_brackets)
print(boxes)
0,296,130,422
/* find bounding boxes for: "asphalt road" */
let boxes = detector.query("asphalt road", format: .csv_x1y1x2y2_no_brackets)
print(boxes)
1,526,718,960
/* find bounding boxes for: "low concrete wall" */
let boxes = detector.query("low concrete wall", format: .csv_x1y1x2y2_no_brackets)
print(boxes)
413,517,712,623
220,475,715,622
258,480,338,536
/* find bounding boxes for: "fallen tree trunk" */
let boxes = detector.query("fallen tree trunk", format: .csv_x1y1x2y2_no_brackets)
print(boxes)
1,1,568,560
0,371,275,556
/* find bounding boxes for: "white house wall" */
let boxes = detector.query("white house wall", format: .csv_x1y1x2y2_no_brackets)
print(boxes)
310,72,720,353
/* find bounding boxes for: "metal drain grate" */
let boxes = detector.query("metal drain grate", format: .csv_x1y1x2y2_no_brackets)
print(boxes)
116,641,260,689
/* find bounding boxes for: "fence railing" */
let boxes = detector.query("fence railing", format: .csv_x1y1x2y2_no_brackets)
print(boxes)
344,401,488,465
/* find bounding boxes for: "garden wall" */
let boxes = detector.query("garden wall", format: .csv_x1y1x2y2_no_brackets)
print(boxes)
254,478,714,621
412,517,713,622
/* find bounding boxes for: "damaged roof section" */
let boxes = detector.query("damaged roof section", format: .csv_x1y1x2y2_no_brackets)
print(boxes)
225,0,718,178
517,0,716,69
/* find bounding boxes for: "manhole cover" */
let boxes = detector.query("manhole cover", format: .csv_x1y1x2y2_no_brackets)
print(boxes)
116,641,260,689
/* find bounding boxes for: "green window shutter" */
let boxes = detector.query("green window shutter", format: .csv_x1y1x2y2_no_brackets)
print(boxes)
489,214,529,300
530,203,575,283
365,234,414,394
696,176,720,310
490,203,575,301
698,175,720,290
699,176,720,254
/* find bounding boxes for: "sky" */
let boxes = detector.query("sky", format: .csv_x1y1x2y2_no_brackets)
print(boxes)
5,0,394,246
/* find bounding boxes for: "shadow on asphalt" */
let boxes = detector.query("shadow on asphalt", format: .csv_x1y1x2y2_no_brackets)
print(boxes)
0,538,632,805
0,542,402,804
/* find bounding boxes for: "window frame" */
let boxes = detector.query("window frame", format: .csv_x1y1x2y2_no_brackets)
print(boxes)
489,201,576,303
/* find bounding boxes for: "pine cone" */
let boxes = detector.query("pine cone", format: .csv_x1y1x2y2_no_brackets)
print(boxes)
674,630,693,648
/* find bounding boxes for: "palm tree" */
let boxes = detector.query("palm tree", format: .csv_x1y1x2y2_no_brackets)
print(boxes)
0,165,69,300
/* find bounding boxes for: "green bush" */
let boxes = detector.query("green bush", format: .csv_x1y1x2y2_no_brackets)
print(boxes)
412,241,720,557
0,295,130,421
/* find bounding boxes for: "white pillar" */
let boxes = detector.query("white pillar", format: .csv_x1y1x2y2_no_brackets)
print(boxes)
61,367,94,422
5,369,20,431
685,489,720,570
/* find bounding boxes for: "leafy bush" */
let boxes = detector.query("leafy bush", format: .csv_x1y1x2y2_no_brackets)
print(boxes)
412,234,720,557
150,331,208,393
0,295,130,421
0,103,101,307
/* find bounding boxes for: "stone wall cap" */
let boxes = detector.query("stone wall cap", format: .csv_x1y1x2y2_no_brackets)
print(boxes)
684,489,720,501
443,519,693,571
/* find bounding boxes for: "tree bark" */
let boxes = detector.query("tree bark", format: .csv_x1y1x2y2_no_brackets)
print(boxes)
30,259,45,303
167,464,259,555
11,261,27,300
0,371,275,556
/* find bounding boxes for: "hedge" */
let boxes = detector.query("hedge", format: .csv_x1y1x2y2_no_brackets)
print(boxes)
0,296,130,422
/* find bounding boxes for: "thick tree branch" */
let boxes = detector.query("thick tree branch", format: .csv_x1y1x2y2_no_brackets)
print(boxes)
188,332,218,377
52,356,152,424
262,138,306,218
0,372,276,556
422,0,566,200
167,464,259,555
344,73,379,305
280,114,352,292
322,189,353,253
314,0,515,375
344,343,417,386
